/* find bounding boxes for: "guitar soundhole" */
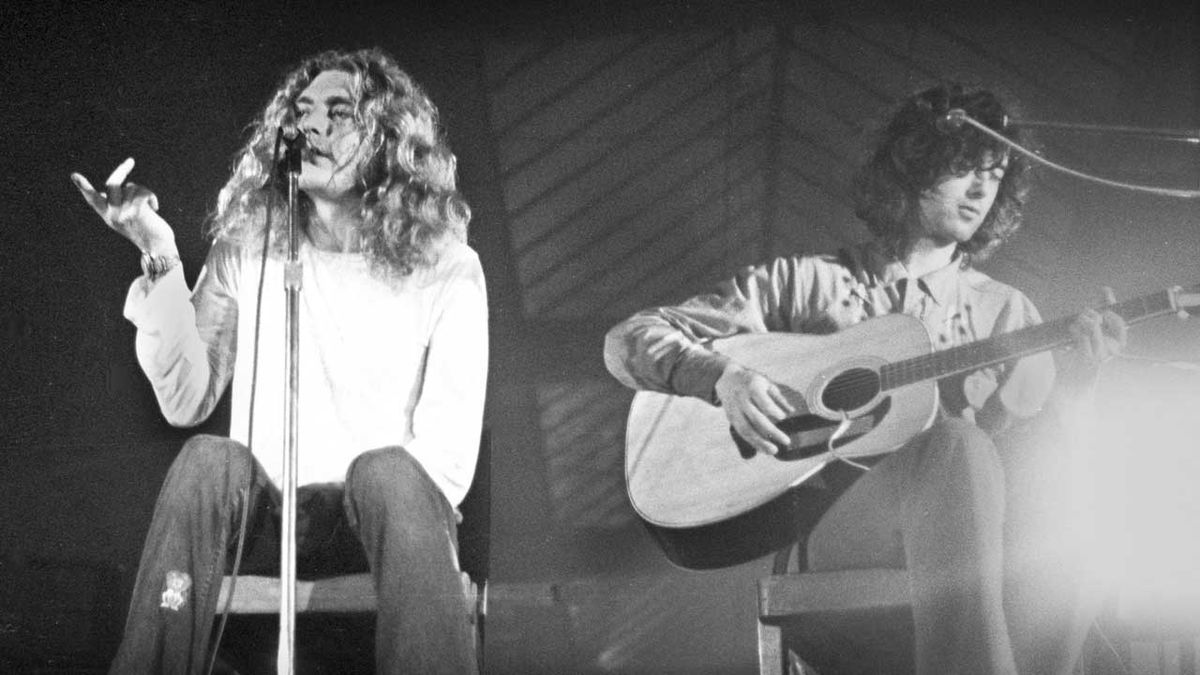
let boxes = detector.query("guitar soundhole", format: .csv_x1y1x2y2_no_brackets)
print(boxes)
820,367,881,412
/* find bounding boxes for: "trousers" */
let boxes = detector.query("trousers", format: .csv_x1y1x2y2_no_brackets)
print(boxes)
804,416,1099,675
109,435,477,675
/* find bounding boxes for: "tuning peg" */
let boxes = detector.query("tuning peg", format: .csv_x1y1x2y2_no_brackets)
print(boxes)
1168,286,1196,321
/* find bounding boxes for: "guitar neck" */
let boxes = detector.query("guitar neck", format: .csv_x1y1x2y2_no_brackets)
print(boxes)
880,288,1181,390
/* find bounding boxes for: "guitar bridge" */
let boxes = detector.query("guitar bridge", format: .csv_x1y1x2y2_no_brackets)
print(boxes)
730,397,892,460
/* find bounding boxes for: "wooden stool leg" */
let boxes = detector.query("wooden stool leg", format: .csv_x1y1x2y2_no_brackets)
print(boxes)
758,620,785,675
787,649,823,675
759,622,826,675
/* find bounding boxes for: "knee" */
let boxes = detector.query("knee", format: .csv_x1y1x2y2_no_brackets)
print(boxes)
345,448,449,534
167,434,254,491
929,417,999,464
904,419,1007,531
915,419,1004,493
346,447,432,505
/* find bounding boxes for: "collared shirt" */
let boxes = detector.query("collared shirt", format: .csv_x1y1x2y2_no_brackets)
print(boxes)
604,241,1056,428
124,238,489,506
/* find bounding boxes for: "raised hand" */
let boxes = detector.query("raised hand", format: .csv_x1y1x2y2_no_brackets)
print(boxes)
70,158,177,255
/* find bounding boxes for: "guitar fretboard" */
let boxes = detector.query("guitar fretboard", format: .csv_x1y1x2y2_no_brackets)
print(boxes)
879,289,1179,390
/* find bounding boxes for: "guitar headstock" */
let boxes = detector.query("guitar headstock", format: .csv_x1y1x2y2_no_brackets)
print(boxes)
1168,284,1200,319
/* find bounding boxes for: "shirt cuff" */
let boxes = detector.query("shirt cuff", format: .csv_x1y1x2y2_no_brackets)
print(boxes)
669,345,732,404
123,265,189,327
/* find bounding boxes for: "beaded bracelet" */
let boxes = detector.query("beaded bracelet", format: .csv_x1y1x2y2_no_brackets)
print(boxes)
140,252,181,281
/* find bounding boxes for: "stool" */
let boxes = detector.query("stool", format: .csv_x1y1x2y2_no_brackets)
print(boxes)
216,570,482,615
757,542,912,675
758,568,912,674
215,571,484,659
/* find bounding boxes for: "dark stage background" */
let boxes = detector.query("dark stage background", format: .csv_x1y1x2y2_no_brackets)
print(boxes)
1,1,1198,673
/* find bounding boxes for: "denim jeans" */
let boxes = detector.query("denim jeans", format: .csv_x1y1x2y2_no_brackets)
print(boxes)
804,417,1097,675
109,435,477,675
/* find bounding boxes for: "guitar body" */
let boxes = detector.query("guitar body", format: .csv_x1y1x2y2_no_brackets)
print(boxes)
623,283,1198,569
624,313,938,569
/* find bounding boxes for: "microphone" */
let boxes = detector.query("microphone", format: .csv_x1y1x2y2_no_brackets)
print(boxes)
936,108,967,133
279,125,306,174
281,124,307,149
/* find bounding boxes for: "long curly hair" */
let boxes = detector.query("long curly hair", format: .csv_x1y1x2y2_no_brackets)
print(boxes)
852,82,1036,265
206,48,471,276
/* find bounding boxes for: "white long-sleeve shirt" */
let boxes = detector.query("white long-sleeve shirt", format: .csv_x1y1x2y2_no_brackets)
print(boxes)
124,238,488,506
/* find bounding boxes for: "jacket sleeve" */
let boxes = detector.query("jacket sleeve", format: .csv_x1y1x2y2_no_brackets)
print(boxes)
603,257,803,402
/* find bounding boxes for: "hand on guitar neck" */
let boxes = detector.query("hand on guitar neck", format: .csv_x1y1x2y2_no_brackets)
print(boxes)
1058,307,1128,389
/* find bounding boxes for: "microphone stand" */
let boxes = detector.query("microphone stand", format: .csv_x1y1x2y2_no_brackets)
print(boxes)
1010,119,1200,145
278,130,305,675
944,110,1200,199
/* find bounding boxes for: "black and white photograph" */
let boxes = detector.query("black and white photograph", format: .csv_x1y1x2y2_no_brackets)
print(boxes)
1,1,1197,673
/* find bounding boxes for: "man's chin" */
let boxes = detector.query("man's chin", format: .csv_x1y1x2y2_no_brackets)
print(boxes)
947,225,982,245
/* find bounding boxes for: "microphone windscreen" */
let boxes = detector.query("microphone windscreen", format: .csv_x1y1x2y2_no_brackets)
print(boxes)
936,109,967,133
281,125,307,147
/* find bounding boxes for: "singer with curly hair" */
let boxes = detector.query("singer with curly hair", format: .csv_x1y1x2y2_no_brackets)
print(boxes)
605,82,1125,674
72,47,486,674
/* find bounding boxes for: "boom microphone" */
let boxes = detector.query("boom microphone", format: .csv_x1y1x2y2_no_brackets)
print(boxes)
936,108,967,133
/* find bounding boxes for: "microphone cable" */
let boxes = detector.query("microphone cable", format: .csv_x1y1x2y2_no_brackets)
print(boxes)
205,127,286,675
943,109,1200,200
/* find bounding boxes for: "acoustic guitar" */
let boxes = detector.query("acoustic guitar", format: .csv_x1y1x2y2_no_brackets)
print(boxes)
624,285,1199,569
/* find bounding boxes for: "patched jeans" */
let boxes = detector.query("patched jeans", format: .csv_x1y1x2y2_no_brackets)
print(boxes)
109,435,476,674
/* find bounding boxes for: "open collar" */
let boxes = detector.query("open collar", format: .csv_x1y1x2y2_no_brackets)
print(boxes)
860,242,963,307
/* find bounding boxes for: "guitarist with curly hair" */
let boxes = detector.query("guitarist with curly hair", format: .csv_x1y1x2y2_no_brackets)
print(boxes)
605,83,1127,675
